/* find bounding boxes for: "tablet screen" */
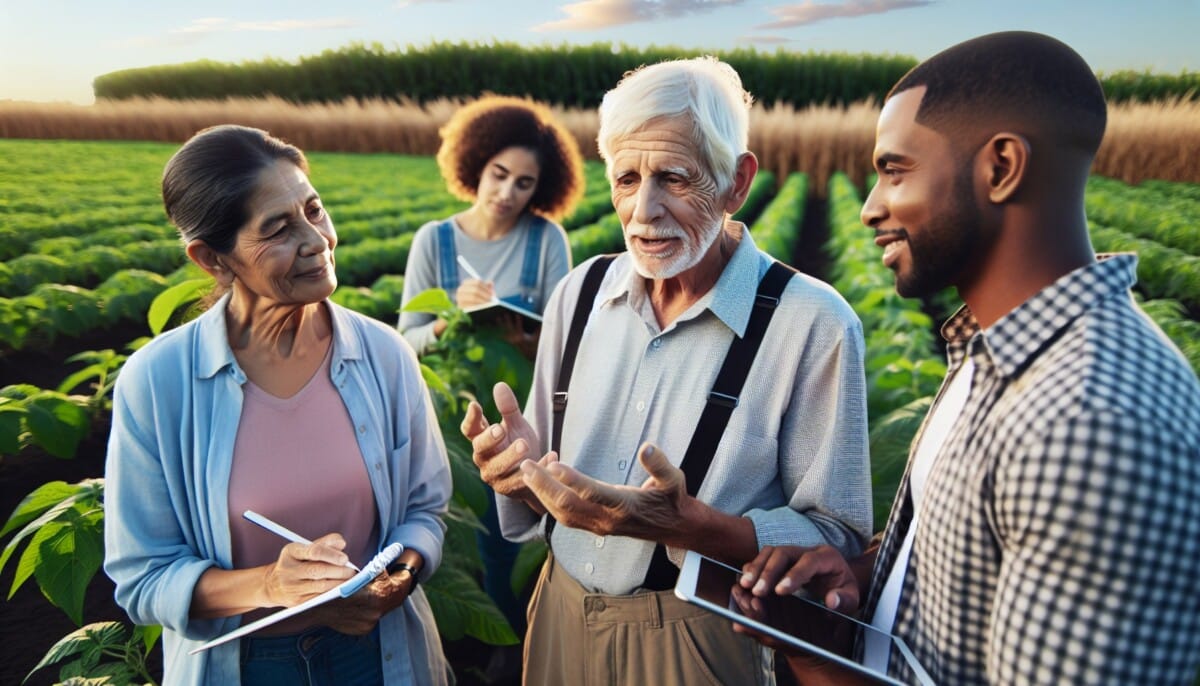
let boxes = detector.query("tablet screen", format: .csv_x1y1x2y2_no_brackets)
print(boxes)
680,552,932,686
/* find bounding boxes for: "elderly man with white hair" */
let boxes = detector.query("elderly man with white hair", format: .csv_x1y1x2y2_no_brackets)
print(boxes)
462,56,873,685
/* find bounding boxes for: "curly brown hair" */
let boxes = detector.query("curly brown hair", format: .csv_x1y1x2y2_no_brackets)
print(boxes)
436,95,585,220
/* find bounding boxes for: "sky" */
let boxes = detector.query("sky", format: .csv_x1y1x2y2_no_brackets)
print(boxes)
1,0,1197,104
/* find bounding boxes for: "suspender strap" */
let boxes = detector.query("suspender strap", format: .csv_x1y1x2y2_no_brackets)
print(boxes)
641,260,795,590
519,216,545,292
436,220,459,291
545,254,616,546
551,254,618,455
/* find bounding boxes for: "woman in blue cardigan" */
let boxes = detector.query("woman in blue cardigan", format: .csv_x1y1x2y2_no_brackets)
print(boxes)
103,125,452,685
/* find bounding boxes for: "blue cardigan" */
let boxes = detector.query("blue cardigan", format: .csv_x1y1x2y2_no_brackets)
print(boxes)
103,295,452,685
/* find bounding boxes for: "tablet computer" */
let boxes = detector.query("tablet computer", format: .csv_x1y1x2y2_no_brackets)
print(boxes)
675,550,933,686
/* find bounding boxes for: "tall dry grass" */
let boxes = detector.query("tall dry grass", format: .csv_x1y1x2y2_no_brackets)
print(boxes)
2,96,1198,192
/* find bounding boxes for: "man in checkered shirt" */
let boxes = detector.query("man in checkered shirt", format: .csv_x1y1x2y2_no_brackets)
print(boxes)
737,31,1200,684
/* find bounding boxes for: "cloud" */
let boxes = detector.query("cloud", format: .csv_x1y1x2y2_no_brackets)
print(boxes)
395,0,452,7
737,35,794,45
168,17,359,35
533,0,746,32
105,16,358,49
756,0,932,30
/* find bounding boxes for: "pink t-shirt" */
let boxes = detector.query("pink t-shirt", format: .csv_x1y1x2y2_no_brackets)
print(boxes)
227,346,378,634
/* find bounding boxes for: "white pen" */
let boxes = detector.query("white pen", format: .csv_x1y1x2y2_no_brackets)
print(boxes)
243,510,361,572
456,254,485,281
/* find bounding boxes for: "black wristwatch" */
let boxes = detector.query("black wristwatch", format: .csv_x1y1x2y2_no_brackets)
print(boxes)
386,560,419,587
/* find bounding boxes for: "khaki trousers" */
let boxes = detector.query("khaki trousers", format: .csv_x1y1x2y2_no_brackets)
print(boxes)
522,556,774,686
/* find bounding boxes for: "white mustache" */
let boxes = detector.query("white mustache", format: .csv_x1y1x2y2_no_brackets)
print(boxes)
628,228,684,241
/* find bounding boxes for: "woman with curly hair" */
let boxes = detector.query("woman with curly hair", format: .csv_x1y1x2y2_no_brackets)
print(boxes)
398,95,585,356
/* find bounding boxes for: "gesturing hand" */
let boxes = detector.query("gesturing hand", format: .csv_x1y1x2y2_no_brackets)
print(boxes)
519,442,689,541
460,382,550,512
262,533,356,608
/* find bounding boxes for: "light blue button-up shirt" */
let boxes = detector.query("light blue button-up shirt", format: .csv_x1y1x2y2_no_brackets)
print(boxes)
103,295,452,685
500,228,873,594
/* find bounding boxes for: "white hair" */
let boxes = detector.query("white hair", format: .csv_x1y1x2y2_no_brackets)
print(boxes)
597,56,753,192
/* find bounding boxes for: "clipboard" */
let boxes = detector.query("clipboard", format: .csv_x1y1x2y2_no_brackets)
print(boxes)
189,542,404,654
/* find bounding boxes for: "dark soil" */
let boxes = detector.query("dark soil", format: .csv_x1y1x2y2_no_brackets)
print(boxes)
793,193,831,282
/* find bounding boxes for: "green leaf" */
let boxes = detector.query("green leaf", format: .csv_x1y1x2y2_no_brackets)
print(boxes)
424,565,518,645
25,506,104,624
147,278,210,335
1,480,82,537
0,405,25,455
511,540,547,597
419,364,454,404
1,482,95,578
401,288,454,315
25,394,91,458
135,623,163,653
447,449,488,516
24,621,124,683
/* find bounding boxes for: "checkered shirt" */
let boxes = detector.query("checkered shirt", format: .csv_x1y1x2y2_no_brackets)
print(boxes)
864,254,1200,684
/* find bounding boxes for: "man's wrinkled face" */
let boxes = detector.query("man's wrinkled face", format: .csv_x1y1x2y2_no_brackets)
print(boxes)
609,116,727,280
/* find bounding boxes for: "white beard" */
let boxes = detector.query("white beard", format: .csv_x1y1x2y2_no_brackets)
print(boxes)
625,219,724,280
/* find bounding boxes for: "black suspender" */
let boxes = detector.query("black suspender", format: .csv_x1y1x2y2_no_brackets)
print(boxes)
547,256,795,591
551,254,618,455
642,259,793,589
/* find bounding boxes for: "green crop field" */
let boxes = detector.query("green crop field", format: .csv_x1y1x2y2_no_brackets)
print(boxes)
2,137,1198,489
2,138,1199,683
2,138,1198,484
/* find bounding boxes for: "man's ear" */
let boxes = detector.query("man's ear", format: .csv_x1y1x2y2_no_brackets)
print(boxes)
724,152,760,215
979,132,1029,204
185,239,233,286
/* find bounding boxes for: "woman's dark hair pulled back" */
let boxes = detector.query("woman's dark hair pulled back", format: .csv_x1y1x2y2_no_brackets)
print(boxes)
162,125,308,254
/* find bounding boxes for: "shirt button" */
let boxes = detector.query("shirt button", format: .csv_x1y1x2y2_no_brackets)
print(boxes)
594,537,605,548
618,459,627,470
636,401,645,412
384,653,393,661
651,339,662,349
585,562,594,575
358,425,367,434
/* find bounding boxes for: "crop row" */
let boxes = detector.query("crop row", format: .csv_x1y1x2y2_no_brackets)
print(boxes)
0,239,185,298
1086,176,1200,255
1089,223,1200,311
0,269,176,351
749,173,806,262
825,173,948,528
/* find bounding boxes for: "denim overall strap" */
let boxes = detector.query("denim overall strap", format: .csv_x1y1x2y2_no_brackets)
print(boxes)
436,220,459,291
519,215,546,291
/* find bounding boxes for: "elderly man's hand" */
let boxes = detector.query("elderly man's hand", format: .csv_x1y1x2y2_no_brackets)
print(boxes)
519,442,689,540
461,382,549,513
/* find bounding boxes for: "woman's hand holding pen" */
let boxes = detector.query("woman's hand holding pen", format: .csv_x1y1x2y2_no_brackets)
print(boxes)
455,278,495,307
261,533,356,609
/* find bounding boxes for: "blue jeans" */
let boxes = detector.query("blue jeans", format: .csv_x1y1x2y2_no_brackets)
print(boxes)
240,625,383,686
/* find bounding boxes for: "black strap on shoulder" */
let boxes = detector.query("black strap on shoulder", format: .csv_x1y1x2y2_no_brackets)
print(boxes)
551,254,618,454
641,260,795,590
545,254,616,546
